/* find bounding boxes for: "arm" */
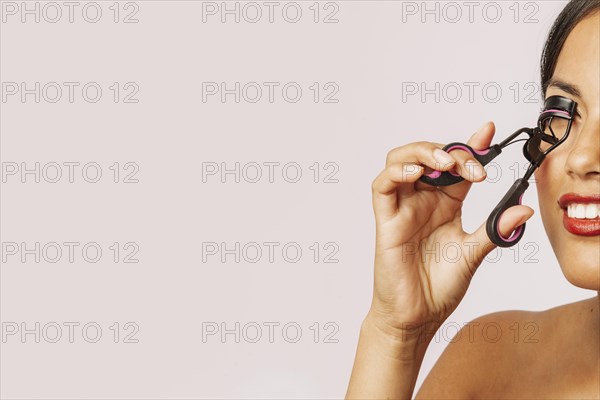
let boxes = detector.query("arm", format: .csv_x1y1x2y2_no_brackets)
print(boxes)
346,123,534,399
347,314,438,399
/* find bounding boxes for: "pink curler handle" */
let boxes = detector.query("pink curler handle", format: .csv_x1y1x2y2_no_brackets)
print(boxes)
420,142,501,187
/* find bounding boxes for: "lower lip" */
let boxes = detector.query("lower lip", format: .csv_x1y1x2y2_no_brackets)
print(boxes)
562,210,600,236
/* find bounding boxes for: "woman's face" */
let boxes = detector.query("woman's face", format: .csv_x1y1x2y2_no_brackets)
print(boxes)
535,11,600,291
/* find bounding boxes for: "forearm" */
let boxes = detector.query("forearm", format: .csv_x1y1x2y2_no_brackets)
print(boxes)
346,315,435,400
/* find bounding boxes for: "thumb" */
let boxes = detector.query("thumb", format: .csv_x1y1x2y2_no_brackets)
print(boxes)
466,121,496,150
465,205,535,273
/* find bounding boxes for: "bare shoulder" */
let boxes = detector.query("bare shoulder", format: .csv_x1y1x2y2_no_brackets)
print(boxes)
415,308,542,399
415,297,599,399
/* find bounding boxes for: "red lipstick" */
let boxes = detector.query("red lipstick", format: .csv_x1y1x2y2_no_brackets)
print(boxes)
558,193,600,236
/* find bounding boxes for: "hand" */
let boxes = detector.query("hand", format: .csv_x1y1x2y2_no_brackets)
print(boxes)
368,122,535,341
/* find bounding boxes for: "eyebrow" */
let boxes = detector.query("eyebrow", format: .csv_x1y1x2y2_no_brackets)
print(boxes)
546,78,582,98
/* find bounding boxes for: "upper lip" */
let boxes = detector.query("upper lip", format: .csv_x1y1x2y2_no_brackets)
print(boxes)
558,193,600,209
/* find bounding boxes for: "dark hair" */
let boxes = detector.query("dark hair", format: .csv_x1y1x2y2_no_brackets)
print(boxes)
540,0,600,97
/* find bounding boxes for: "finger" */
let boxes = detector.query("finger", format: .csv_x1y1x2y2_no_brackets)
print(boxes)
372,163,424,222
466,121,496,149
454,121,496,181
452,122,496,181
436,122,496,201
384,142,462,196
463,205,535,276
385,141,457,172
446,149,487,183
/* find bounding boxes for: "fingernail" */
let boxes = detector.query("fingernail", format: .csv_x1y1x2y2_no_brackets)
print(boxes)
433,148,455,166
465,160,485,180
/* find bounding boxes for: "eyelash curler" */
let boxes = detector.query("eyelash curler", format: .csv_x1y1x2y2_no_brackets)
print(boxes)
419,95,578,247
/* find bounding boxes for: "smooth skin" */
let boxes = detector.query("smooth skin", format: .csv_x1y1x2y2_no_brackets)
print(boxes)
346,11,599,400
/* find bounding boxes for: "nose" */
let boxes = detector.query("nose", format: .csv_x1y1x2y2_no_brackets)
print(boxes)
564,114,600,181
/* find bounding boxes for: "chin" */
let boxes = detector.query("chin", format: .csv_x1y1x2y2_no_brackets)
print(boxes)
559,255,600,290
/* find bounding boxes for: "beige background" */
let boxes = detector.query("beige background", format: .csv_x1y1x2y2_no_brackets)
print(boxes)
1,0,594,398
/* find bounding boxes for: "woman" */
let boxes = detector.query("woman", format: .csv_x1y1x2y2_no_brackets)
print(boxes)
346,1,599,398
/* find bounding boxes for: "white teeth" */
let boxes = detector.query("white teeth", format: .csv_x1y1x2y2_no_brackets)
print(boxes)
576,204,585,218
567,203,600,219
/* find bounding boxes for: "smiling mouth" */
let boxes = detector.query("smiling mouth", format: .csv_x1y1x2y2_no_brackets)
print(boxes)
558,193,600,236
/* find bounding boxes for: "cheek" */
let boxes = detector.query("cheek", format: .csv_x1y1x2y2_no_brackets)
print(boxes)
534,154,565,234
535,150,566,199
535,162,554,214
